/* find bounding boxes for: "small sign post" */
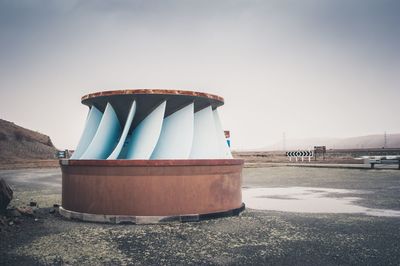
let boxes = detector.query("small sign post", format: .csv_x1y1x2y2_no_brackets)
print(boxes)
56,150,69,159
314,146,326,161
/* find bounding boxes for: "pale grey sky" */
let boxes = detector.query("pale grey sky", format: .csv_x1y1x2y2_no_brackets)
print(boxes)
0,0,399,150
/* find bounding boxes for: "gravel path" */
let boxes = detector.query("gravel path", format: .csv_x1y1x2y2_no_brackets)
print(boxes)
1,167,400,265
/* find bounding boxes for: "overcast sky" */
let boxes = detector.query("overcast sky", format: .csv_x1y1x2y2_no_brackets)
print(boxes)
0,0,399,150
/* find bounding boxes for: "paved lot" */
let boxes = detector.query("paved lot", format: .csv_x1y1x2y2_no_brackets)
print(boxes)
1,167,400,265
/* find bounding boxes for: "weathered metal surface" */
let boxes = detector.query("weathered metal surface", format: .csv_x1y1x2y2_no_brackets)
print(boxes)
80,89,224,129
64,89,240,221
61,159,243,217
81,89,224,104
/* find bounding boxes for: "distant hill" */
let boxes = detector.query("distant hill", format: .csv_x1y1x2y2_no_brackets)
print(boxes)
0,119,57,161
263,133,400,151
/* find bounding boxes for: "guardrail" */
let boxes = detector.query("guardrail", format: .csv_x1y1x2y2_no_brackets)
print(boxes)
364,156,400,169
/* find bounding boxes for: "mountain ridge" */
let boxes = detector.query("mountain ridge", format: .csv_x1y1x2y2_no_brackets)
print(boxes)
262,133,400,151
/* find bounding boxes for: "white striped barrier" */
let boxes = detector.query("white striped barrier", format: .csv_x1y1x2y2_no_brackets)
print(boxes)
286,151,313,162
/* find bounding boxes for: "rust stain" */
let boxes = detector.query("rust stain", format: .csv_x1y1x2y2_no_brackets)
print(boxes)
81,89,224,104
61,159,243,167
61,160,243,216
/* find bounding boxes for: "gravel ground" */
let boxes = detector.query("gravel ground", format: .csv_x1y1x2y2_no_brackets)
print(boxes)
1,167,400,265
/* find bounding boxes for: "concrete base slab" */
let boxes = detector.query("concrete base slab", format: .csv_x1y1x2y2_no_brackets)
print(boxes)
59,204,245,224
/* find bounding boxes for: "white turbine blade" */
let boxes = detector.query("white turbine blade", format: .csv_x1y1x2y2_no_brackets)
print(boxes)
151,103,194,159
213,108,233,159
80,103,121,159
189,106,221,159
70,106,102,159
125,101,166,159
107,100,136,160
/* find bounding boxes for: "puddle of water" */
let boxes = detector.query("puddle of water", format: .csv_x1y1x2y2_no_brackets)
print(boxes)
242,187,400,217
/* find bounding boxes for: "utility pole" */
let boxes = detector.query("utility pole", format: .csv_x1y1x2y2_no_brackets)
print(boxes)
384,131,387,149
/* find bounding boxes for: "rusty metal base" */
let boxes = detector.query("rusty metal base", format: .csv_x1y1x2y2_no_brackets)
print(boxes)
60,159,243,221
59,203,245,224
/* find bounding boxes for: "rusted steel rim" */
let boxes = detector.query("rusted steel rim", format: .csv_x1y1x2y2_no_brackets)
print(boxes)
60,159,244,166
81,89,224,104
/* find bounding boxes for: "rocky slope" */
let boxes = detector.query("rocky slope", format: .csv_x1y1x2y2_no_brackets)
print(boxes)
0,119,57,162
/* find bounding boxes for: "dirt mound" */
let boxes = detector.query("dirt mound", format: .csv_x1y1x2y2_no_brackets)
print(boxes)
0,119,57,162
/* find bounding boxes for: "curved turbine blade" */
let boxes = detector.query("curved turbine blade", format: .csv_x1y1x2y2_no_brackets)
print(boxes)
125,101,166,159
107,101,136,160
70,106,102,159
151,103,194,159
189,106,221,159
213,108,233,159
81,103,121,159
